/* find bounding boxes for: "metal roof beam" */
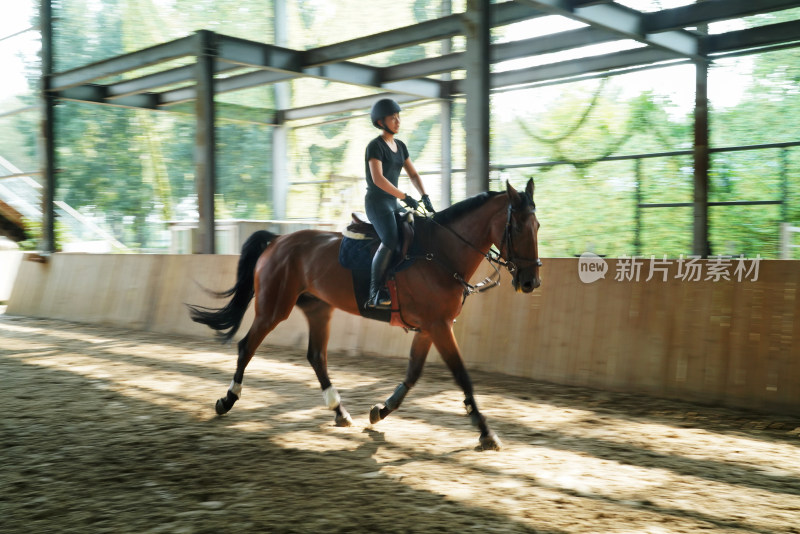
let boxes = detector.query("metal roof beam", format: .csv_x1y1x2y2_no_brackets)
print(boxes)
381,78,446,98
708,20,800,54
514,0,702,58
302,1,544,66
154,66,444,110
384,25,620,80
281,93,427,122
49,34,198,90
645,0,800,33
303,62,381,87
214,33,445,98
451,46,681,93
57,84,161,109
105,62,243,99
158,71,296,106
214,70,297,94
155,67,444,108
216,34,303,72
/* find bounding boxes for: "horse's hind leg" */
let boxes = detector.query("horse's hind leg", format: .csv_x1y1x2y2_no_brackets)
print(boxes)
299,296,353,427
215,315,276,415
216,287,296,415
215,333,253,414
370,330,432,424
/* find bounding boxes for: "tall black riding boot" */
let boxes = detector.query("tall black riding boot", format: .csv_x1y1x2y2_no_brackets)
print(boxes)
366,244,393,310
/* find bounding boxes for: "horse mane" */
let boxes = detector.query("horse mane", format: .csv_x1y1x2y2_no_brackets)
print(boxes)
431,191,503,226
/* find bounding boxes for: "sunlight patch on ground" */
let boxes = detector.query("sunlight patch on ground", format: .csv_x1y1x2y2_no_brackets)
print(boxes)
445,391,800,480
379,458,673,532
371,416,479,455
0,322,43,334
0,322,119,344
276,406,329,422
417,391,597,428
380,440,800,533
0,337,56,351
368,405,800,534
572,419,800,477
103,344,232,371
273,430,366,452
643,473,800,531
477,443,668,499
5,351,283,417
224,420,274,433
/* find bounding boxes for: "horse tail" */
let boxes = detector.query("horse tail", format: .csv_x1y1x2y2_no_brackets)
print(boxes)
187,230,278,343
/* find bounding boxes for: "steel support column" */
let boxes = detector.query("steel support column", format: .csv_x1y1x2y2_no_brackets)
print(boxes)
194,30,216,254
693,58,710,257
272,0,289,219
440,0,453,208
780,148,788,222
41,0,56,254
463,0,491,197
634,158,642,256
440,99,453,208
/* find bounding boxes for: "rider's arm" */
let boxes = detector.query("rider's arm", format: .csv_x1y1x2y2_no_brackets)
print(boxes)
403,158,427,197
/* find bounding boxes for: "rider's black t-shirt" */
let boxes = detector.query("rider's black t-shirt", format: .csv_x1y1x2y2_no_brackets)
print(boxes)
364,136,409,203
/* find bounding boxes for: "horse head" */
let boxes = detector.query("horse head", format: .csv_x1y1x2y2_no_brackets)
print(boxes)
500,179,541,293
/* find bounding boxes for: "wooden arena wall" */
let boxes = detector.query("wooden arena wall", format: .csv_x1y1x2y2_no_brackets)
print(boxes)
5,253,799,415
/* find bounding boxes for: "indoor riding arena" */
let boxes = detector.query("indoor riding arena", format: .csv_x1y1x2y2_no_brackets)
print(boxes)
2,1,800,533
2,255,799,533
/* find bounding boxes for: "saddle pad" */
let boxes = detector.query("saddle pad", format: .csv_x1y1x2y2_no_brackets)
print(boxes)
338,236,417,323
338,235,377,271
338,236,415,273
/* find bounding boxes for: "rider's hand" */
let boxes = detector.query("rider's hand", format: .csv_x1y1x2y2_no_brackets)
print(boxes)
402,194,419,211
421,194,435,213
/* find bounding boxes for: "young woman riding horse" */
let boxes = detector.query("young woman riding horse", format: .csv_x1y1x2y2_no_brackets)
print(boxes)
364,98,435,309
189,141,541,452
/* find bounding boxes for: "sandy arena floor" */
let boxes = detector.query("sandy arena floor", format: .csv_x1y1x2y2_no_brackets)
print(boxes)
2,314,799,533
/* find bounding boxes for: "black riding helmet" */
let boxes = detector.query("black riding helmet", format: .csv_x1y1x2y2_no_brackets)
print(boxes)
370,98,402,132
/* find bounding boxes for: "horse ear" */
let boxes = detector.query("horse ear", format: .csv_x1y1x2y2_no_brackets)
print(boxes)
526,178,534,200
506,180,521,205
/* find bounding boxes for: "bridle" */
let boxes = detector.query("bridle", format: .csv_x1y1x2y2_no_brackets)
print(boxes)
422,196,541,298
496,202,543,276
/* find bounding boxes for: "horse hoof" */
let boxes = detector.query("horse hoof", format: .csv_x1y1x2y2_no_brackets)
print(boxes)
369,404,385,424
479,432,502,451
215,398,229,415
335,412,354,427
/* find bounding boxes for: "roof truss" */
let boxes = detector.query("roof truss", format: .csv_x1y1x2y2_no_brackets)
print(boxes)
47,1,800,123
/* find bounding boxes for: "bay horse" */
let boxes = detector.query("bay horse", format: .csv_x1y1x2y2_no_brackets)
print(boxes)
188,179,540,450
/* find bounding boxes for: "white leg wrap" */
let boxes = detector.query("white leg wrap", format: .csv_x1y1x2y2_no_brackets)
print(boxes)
229,381,242,398
322,386,340,409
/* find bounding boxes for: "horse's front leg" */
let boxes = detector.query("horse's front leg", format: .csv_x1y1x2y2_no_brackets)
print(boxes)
370,330,431,424
429,321,501,451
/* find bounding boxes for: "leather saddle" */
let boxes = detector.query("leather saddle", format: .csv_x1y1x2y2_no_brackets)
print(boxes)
345,209,416,262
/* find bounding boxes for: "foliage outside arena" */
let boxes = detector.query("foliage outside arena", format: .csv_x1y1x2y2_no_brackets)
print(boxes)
2,1,799,258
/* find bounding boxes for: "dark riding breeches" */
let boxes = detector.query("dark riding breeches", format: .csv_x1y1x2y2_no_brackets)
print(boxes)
365,196,401,252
